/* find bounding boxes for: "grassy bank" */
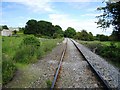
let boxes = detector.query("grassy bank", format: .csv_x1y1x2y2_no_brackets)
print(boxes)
78,40,120,68
2,35,63,85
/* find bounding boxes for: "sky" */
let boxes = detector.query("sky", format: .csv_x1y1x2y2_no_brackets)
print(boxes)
0,0,115,35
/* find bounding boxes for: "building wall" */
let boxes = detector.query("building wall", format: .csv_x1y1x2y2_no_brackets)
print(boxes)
1,30,12,36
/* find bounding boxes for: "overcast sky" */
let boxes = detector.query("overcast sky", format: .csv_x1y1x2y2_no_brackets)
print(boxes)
1,0,114,35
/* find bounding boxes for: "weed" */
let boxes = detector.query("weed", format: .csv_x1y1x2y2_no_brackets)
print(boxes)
46,79,52,88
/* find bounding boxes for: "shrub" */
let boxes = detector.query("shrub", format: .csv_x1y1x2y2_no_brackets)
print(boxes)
2,54,16,85
46,79,52,88
13,36,41,63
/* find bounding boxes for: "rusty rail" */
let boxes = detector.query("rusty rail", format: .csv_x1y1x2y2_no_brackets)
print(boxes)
50,38,67,90
71,39,111,90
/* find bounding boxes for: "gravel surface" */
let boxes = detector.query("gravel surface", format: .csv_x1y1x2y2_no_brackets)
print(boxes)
4,39,66,88
71,39,120,89
56,38,103,88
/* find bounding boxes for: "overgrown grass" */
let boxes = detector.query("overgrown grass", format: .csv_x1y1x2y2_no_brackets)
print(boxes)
2,53,16,85
78,40,120,68
2,35,63,85
0,36,2,85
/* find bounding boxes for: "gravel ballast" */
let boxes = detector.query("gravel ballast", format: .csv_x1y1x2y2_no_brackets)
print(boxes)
56,38,103,88
71,39,120,89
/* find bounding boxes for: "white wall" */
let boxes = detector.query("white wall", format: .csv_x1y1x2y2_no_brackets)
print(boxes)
1,30,12,36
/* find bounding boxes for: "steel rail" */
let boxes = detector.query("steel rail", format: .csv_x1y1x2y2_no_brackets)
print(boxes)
70,39,111,90
50,38,67,90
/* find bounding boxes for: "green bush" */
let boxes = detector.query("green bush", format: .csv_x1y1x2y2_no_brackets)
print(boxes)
13,36,41,63
79,41,120,67
46,79,52,88
2,55,16,85
98,43,120,63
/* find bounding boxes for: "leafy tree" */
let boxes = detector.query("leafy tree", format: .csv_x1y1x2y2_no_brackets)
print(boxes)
64,27,76,38
0,26,2,31
80,30,89,41
2,25,9,29
109,31,118,41
96,1,120,41
74,32,82,40
53,25,63,38
37,20,55,37
88,32,94,41
13,30,17,35
24,19,64,38
24,19,38,34
74,30,94,41
19,27,25,33
96,34,109,41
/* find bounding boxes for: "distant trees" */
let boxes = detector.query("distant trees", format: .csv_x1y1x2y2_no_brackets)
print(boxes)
2,25,9,29
64,27,76,38
53,25,63,38
95,34,109,41
19,27,25,33
24,19,63,38
74,30,94,41
13,30,17,35
24,19,38,34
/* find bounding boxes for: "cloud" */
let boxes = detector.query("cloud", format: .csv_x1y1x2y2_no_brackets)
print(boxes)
48,13,112,35
2,0,107,2
81,12,103,17
2,0,54,12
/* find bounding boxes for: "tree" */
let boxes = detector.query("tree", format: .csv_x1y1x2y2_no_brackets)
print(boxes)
96,1,120,41
0,26,2,31
80,30,89,41
24,19,64,38
24,19,38,34
37,20,55,37
2,25,9,29
96,34,109,41
88,32,94,41
19,27,25,33
64,27,76,38
13,30,17,35
53,25,63,38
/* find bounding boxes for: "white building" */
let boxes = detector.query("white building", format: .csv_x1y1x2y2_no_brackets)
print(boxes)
1,29,12,36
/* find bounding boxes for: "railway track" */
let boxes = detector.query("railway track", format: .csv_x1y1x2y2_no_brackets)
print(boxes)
50,38,112,89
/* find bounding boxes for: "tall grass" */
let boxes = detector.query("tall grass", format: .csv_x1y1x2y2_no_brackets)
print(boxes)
79,40,120,68
2,35,63,85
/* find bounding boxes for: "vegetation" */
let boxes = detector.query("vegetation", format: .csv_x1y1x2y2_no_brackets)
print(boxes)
2,54,16,85
46,79,52,88
96,1,120,41
2,25,9,30
64,27,76,38
2,35,63,85
24,20,64,38
95,34,109,41
13,36,41,63
79,40,120,68
74,30,94,41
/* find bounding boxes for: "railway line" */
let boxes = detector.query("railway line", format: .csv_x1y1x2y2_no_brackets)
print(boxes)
50,38,114,89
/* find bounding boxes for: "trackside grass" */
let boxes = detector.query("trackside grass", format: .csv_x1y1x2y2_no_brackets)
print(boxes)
2,35,63,85
78,40,120,68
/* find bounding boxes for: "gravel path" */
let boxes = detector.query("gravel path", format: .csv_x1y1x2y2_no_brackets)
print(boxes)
56,38,103,88
4,39,67,88
72,39,120,89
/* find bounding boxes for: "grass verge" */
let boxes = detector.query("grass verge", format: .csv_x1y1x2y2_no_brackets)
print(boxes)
2,35,63,85
78,40,120,68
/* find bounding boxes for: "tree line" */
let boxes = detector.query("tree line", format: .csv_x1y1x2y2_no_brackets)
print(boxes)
24,20,63,38
1,19,118,41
